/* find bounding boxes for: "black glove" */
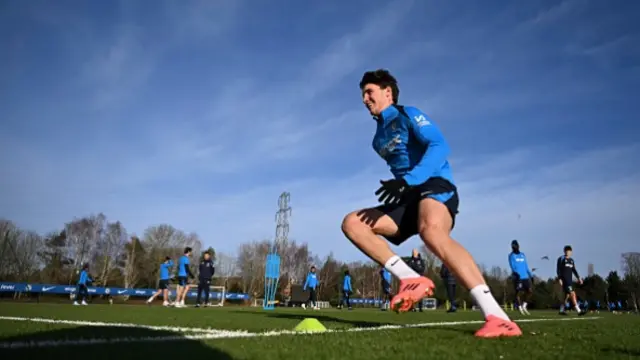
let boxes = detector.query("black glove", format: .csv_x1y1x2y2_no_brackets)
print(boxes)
375,178,410,205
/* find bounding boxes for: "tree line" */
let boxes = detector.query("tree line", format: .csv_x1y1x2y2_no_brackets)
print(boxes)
0,214,638,310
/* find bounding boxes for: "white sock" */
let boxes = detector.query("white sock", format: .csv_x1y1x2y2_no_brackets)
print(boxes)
574,305,581,312
384,255,420,279
470,285,510,321
523,302,528,310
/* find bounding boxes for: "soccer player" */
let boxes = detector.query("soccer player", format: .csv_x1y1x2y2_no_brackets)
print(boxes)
147,257,173,306
195,251,215,308
340,69,521,337
557,245,585,316
73,263,92,306
440,264,457,313
508,240,534,315
174,247,195,308
380,266,392,310
338,269,353,310
303,266,319,310
407,249,426,312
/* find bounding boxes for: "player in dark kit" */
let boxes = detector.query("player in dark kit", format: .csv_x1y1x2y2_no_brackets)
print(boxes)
406,249,426,312
340,69,521,337
195,251,215,307
557,245,585,315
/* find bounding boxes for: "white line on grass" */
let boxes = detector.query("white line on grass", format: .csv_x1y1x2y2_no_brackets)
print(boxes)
0,316,600,348
0,316,245,335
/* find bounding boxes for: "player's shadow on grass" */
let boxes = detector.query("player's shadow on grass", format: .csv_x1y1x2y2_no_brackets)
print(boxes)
230,309,474,334
600,347,640,357
0,326,235,360
264,312,386,328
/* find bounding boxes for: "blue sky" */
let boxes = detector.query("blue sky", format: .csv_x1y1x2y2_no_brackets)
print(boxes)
1,0,639,279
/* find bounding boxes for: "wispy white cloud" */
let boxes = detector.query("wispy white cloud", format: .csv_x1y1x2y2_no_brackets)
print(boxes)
1,0,638,280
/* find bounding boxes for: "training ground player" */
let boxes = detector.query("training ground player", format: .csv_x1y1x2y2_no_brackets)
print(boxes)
508,240,534,315
340,69,521,337
73,263,93,306
175,247,195,308
303,266,319,310
338,269,353,310
557,245,586,316
195,251,215,307
407,249,426,312
380,266,392,310
147,257,174,306
440,264,457,313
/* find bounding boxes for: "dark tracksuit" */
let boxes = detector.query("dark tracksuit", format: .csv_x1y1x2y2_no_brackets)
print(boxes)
196,259,215,305
440,264,457,310
407,255,426,311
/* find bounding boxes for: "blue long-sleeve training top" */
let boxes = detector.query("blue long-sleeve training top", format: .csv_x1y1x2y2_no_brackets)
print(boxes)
303,272,318,290
178,255,194,278
343,275,352,292
159,260,173,280
509,252,532,280
78,270,92,285
372,105,454,186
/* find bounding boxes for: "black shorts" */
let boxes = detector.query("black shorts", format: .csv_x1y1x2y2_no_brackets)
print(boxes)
158,280,169,290
562,280,574,294
515,279,532,292
177,276,188,286
376,177,459,245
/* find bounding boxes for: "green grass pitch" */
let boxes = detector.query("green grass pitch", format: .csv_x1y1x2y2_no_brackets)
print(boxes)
0,303,639,360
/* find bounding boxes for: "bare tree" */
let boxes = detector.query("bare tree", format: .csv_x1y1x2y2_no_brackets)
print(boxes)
94,221,127,286
64,214,106,283
316,252,340,300
0,219,19,279
622,252,640,312
280,240,312,285
216,252,238,287
237,240,270,297
143,225,202,261
419,245,441,276
122,236,145,289
0,220,43,281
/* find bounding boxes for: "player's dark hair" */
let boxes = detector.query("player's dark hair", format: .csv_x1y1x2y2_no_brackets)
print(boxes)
344,269,350,275
564,245,572,252
184,247,192,254
165,256,171,261
359,69,400,104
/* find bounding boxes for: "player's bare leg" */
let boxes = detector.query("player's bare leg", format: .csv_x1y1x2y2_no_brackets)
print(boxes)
147,289,162,304
416,198,521,338
174,286,183,307
180,285,191,305
342,208,400,264
570,291,585,315
342,208,435,312
522,289,533,315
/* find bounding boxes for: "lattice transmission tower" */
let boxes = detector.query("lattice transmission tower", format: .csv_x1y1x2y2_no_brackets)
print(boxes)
272,192,292,255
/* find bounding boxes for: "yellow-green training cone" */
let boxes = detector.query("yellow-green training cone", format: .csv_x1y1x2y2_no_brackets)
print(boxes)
293,318,327,332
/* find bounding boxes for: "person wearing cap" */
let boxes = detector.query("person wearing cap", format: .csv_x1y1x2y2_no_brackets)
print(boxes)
508,240,533,315
557,245,586,316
